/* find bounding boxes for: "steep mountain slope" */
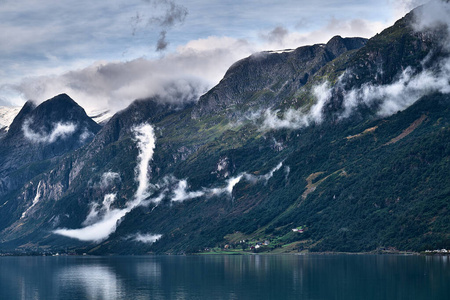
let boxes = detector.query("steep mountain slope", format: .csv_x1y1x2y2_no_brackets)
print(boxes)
0,4,448,254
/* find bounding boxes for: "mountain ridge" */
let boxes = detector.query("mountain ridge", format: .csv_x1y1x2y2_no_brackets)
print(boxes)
0,4,448,254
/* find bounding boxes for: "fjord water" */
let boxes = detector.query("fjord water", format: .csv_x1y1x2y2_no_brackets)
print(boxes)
0,255,448,299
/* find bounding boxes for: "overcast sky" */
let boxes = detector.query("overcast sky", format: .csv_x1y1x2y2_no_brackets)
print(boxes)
0,0,426,112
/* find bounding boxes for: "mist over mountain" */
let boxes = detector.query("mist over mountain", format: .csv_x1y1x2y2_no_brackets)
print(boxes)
0,3,448,255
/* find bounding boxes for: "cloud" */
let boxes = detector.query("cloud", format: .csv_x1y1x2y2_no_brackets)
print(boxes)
332,1,450,118
172,179,205,202
169,162,284,202
82,193,117,226
339,64,450,118
54,206,128,242
247,82,331,131
412,0,450,48
245,2,450,130
133,233,162,244
148,0,188,28
156,30,169,51
139,0,188,51
5,36,255,115
260,26,289,45
54,123,161,242
133,123,156,202
79,129,94,144
22,119,77,143
263,59,450,128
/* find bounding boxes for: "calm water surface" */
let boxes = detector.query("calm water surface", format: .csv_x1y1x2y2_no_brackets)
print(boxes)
0,254,449,299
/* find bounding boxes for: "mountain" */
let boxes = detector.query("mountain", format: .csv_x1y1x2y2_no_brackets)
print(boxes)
0,4,448,254
0,94,101,230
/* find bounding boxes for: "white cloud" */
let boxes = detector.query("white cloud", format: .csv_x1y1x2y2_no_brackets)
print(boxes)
133,233,162,244
333,1,450,118
412,0,450,49
210,175,244,196
172,180,205,202
54,123,161,242
169,162,284,202
22,119,77,143
54,207,128,242
133,123,156,202
0,1,397,116
340,64,450,118
254,82,331,131
6,36,254,115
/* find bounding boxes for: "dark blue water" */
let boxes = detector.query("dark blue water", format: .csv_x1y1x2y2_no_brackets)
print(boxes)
0,254,449,299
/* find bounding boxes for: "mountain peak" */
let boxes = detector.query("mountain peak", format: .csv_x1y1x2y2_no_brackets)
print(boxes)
0,94,101,178
325,35,368,58
35,94,86,120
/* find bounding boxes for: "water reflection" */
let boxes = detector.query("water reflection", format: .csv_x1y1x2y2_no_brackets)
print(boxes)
0,255,449,299
57,264,123,299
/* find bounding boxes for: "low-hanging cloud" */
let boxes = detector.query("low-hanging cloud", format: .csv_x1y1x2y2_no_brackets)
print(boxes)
22,119,77,143
172,179,205,202
259,58,450,130
134,124,156,202
248,1,450,131
170,162,283,202
341,64,450,118
8,36,255,115
133,233,162,244
336,0,450,118
246,82,331,131
4,10,390,117
54,123,160,242
412,1,450,30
